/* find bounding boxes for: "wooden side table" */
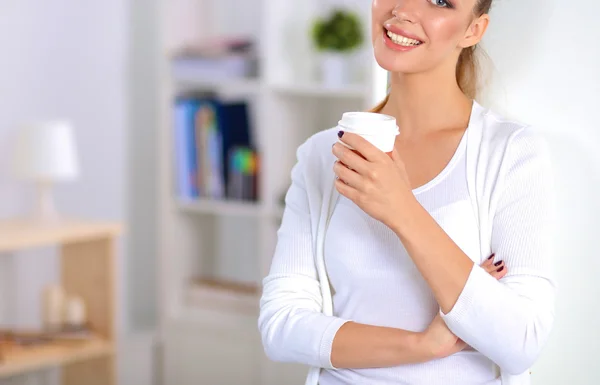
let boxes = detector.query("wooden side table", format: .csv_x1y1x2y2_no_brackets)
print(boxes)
0,219,122,385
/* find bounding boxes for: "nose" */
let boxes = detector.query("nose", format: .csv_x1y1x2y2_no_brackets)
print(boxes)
392,1,419,24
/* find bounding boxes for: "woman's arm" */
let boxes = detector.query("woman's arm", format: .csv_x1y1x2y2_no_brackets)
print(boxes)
333,129,556,375
331,255,506,368
391,131,556,374
330,322,426,368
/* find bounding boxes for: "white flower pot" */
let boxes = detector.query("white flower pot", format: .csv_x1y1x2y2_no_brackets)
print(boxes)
319,52,351,87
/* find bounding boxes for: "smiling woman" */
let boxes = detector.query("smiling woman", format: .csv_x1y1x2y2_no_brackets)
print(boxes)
259,0,557,384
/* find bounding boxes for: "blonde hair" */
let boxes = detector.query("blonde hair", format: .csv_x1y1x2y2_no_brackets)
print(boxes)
371,0,493,113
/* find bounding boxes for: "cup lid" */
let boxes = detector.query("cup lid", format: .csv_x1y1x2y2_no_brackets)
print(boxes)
338,112,399,134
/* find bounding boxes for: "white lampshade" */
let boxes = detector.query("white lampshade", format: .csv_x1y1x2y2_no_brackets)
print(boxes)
14,121,79,181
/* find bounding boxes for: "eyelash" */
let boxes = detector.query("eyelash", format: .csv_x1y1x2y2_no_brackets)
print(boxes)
429,0,454,9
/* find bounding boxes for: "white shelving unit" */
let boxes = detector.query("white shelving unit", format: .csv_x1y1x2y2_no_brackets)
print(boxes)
157,0,386,384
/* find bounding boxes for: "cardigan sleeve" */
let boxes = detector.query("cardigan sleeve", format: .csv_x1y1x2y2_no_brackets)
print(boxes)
258,137,350,369
441,129,557,375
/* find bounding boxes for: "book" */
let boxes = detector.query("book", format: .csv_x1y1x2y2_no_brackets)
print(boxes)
227,147,259,201
194,100,225,199
172,95,259,202
173,97,201,199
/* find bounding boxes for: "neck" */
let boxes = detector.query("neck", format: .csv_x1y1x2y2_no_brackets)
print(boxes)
380,64,473,137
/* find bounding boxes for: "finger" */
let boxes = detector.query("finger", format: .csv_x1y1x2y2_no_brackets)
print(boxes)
335,177,359,201
333,161,362,189
480,253,495,268
489,264,507,280
391,147,404,167
454,339,467,353
332,142,370,175
483,260,504,276
337,131,385,162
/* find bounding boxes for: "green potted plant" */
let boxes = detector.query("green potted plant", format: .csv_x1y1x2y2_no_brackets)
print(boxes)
311,8,364,86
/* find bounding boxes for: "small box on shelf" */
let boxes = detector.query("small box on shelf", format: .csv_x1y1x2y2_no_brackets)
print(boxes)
171,36,260,85
185,277,260,315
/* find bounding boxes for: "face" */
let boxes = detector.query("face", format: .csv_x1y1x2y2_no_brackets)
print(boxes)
371,0,489,75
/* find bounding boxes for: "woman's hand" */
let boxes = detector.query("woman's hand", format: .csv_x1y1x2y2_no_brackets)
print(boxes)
332,132,412,229
421,313,467,360
480,253,507,280
420,254,507,359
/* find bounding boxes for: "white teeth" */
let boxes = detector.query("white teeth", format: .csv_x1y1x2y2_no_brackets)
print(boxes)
386,30,421,46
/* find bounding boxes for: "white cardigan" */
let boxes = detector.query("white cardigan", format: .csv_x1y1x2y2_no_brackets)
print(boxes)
258,101,557,385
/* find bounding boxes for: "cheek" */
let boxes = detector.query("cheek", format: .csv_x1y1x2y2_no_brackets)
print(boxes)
425,17,468,48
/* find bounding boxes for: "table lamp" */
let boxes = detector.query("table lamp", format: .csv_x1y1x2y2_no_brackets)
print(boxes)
13,121,80,222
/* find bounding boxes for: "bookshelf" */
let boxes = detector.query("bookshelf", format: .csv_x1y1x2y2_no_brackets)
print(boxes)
157,0,386,384
0,219,121,384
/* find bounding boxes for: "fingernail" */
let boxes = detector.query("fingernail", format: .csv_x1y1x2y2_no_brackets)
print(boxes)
487,254,495,260
338,131,344,138
497,266,505,272
494,261,503,267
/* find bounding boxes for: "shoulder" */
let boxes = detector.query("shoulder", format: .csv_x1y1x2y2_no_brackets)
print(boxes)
474,105,554,192
477,103,552,166
300,127,339,153
295,127,338,167
289,127,339,196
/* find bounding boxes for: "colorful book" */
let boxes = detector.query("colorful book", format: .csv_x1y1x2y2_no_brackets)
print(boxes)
173,97,201,199
173,95,258,202
194,100,225,199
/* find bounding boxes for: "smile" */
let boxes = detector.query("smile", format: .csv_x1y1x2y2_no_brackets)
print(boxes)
386,30,422,46
382,25,424,52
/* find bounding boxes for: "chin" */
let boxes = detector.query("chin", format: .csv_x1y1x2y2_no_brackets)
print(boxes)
373,39,423,75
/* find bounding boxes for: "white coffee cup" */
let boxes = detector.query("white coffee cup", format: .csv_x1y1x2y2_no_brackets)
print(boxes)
336,112,399,154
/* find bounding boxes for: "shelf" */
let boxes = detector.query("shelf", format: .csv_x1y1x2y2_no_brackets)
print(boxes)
269,82,366,99
184,278,260,316
0,336,113,378
173,75,263,96
176,198,272,217
0,219,123,253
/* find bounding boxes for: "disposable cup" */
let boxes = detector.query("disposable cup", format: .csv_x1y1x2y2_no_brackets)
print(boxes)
336,112,399,156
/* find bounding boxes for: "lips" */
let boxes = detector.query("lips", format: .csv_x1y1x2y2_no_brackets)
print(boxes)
381,24,424,52
383,24,425,43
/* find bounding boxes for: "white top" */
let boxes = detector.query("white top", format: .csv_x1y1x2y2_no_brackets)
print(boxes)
259,101,557,385
320,127,499,385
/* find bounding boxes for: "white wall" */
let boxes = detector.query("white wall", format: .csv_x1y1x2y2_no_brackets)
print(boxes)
0,0,128,347
481,1,600,384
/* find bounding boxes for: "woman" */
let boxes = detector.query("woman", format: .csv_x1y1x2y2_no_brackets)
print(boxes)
259,0,556,384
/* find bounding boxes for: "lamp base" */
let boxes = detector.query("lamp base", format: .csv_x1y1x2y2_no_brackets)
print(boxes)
32,181,61,225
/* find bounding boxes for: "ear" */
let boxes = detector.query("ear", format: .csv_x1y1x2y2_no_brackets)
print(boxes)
460,13,490,49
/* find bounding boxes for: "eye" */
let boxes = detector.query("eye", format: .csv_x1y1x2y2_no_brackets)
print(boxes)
429,0,453,8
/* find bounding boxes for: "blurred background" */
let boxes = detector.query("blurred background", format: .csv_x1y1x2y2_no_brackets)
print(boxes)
0,0,598,384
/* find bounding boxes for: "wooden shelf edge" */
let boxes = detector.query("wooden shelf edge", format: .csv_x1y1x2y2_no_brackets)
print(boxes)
0,219,123,253
0,337,113,378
